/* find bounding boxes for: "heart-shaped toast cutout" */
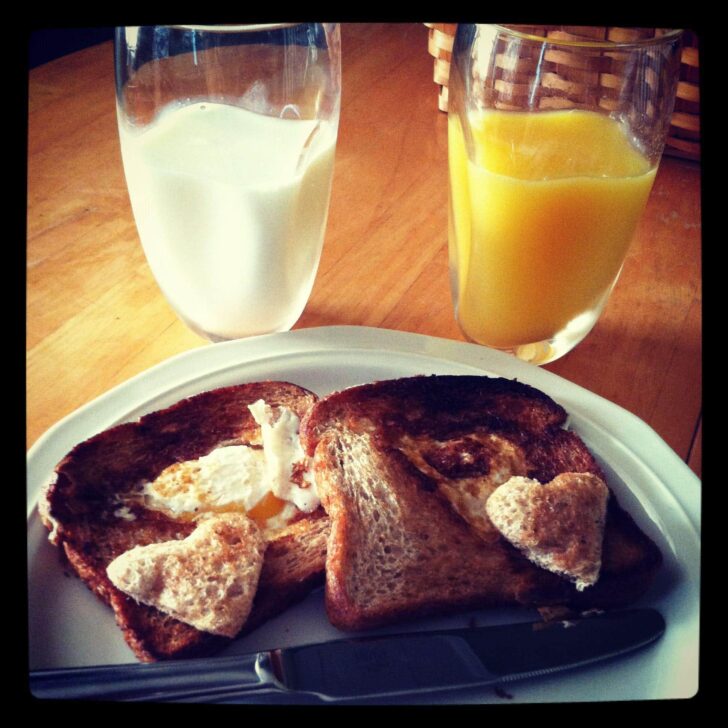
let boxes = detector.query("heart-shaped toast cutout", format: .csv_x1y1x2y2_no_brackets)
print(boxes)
486,472,609,590
107,513,266,637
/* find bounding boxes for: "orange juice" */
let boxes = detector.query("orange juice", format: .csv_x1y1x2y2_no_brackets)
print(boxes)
448,109,656,351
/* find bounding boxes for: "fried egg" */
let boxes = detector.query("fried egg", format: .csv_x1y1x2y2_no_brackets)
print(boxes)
137,400,318,531
398,431,528,543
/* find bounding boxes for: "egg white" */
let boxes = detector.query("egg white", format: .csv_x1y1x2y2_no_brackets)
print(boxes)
134,400,318,530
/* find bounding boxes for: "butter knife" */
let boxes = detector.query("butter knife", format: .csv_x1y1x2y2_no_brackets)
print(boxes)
29,608,665,703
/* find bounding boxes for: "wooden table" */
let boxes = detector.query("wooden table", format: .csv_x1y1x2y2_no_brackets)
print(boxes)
26,23,702,478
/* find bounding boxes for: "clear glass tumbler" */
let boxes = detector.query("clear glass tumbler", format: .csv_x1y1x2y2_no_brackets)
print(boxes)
115,24,341,342
448,25,683,364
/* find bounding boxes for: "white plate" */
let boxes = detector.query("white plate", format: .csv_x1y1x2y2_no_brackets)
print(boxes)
27,326,701,703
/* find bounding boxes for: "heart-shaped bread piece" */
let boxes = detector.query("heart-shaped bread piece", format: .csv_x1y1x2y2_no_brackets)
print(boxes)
485,472,609,591
107,513,266,637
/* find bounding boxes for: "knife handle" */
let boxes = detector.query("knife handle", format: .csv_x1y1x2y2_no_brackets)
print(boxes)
29,652,282,702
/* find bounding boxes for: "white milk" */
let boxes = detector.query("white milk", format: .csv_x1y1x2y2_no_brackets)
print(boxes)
118,102,336,340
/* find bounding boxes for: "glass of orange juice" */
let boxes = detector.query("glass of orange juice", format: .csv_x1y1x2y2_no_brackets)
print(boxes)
448,25,683,364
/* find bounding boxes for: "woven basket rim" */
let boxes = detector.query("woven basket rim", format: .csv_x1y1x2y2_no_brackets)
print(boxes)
489,25,684,50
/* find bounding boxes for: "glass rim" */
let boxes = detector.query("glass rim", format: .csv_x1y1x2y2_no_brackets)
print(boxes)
163,23,305,33
491,24,683,49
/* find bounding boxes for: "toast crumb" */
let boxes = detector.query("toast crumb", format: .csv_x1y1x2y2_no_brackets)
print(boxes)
486,473,609,590
107,513,266,638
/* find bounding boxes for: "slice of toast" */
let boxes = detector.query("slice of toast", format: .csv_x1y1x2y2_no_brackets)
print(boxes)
300,375,662,631
39,381,330,661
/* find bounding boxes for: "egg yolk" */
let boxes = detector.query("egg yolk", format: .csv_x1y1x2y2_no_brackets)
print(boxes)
247,491,289,525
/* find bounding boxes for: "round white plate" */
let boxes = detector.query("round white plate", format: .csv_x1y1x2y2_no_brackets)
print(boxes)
27,326,700,703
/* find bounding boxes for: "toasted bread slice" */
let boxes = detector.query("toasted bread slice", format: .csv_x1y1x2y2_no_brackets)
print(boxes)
300,375,662,631
39,381,330,661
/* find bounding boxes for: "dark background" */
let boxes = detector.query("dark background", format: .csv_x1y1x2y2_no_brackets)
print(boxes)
28,28,114,68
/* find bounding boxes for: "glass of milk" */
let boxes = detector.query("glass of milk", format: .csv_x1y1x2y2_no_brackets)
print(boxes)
114,24,341,341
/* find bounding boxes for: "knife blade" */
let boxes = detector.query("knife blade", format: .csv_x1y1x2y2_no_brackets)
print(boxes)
29,608,665,703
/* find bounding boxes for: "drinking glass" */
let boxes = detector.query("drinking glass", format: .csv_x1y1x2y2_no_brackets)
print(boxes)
448,25,683,364
115,24,341,342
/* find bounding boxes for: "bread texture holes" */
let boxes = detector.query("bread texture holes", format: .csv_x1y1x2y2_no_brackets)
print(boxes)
107,513,267,637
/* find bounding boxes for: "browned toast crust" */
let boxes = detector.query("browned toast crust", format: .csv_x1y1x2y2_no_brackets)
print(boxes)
300,375,662,631
41,381,329,662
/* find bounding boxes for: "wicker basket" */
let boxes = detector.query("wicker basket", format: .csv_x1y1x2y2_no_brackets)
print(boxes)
425,23,700,161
